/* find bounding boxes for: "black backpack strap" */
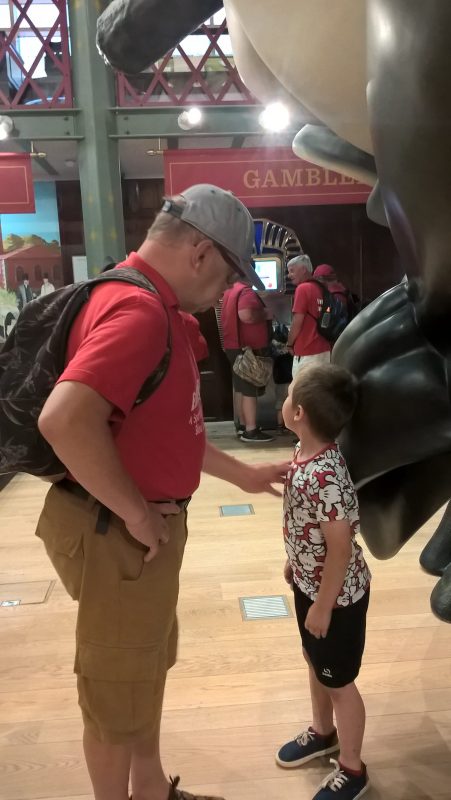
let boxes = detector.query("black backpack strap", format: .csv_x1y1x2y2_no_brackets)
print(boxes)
301,278,330,320
234,286,245,348
81,267,172,406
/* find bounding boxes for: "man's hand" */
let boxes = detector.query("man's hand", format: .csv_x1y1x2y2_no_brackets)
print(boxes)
203,442,289,496
125,502,180,562
236,461,291,497
305,601,332,639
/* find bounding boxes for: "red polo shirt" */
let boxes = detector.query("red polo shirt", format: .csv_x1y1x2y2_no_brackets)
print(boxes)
57,252,205,501
221,282,269,349
292,281,331,356
179,311,209,362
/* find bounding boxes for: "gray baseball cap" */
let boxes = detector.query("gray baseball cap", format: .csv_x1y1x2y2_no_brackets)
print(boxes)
161,184,264,289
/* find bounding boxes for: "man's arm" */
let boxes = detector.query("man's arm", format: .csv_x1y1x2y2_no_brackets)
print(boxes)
39,381,178,560
238,307,267,324
287,312,305,349
237,287,271,324
304,518,352,638
203,440,289,497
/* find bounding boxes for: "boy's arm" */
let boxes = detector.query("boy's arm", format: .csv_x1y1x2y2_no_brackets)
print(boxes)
305,518,352,639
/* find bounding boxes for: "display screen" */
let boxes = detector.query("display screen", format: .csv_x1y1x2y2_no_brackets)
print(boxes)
253,258,280,291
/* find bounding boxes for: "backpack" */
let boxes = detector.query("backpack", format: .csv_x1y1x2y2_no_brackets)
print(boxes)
0,268,171,478
308,279,350,344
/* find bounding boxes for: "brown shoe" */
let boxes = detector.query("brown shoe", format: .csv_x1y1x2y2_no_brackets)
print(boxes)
168,775,225,800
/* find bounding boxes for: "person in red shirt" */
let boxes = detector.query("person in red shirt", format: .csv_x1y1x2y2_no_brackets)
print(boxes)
35,185,289,800
221,280,273,443
286,255,332,377
179,310,209,363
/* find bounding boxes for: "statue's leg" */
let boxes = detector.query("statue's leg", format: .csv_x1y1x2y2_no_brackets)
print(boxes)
97,0,223,74
364,2,451,622
420,501,451,576
367,0,451,307
430,564,451,623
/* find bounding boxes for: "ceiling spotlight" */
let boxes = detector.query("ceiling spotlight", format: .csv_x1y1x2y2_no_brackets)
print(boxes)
0,115,13,141
258,102,290,132
64,158,76,168
177,107,203,131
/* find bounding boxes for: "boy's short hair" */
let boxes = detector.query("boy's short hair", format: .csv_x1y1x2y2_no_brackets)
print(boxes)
291,363,357,441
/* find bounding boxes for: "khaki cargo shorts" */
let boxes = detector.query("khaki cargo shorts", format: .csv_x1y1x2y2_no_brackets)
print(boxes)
36,483,188,744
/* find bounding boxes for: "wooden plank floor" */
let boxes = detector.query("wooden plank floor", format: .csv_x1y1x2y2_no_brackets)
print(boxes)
1,437,451,799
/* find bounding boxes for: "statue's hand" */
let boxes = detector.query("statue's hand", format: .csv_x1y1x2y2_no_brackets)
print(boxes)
333,280,451,557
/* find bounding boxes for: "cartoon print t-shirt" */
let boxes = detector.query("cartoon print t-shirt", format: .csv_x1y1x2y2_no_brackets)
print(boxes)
283,443,371,606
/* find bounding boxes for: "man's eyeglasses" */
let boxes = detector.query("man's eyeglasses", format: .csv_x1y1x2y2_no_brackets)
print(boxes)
213,242,245,280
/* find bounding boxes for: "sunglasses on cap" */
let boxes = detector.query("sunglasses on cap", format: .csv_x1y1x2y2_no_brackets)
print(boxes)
212,241,245,279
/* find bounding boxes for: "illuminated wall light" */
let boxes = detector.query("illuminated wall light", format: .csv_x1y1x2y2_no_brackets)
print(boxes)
258,102,290,132
0,115,14,141
177,107,203,130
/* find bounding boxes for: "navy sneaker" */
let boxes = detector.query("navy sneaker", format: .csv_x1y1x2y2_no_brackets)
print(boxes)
312,759,369,800
240,427,274,443
276,727,339,768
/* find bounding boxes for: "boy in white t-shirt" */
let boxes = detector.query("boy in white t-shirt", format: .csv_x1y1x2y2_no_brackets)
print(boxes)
277,363,371,800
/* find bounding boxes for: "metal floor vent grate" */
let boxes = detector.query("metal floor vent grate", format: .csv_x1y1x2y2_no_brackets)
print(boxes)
220,504,254,517
239,595,292,621
0,580,55,607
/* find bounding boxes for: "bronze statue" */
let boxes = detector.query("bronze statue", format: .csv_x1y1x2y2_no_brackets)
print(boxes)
97,0,451,621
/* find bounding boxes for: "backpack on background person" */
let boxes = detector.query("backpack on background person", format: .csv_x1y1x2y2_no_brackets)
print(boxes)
308,279,353,344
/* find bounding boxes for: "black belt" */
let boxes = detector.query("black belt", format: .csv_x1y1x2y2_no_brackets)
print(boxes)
57,478,190,535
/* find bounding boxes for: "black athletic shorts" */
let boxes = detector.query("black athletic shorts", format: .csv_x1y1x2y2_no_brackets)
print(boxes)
294,583,370,689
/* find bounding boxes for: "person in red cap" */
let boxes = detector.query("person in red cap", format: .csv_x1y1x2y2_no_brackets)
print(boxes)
35,184,289,800
313,263,349,307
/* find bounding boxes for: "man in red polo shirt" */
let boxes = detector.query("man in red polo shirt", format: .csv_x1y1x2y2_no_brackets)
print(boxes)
221,280,273,443
179,310,209,363
36,185,288,800
286,254,332,376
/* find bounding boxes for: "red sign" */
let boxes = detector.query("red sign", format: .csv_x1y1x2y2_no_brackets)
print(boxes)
0,153,35,214
164,147,371,208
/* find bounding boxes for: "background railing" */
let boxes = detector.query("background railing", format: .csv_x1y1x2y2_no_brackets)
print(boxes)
0,0,72,109
116,18,257,108
0,4,255,111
